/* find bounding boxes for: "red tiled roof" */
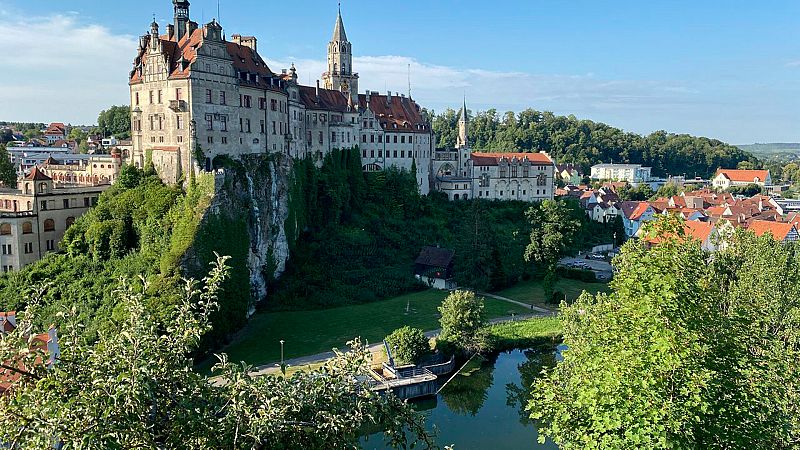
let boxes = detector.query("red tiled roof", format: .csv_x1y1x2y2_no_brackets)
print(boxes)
748,220,795,241
25,166,52,181
645,221,715,246
470,152,553,166
358,92,429,133
151,146,180,152
715,169,770,183
629,202,652,220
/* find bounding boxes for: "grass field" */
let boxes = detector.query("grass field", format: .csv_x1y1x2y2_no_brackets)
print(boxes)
486,317,563,352
201,289,530,370
495,278,610,307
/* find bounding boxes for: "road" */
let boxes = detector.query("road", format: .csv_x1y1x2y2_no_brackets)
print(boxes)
559,256,613,280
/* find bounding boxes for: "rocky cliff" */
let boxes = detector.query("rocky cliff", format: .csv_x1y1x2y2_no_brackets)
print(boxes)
183,153,292,317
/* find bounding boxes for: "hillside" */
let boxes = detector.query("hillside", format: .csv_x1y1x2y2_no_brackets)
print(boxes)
737,143,800,161
428,108,757,178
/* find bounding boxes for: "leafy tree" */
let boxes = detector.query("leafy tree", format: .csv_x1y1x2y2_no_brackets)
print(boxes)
530,216,800,449
385,326,430,365
617,183,654,201
727,183,763,197
438,290,486,354
652,181,681,199
782,162,800,183
524,199,581,299
97,105,131,139
611,215,626,246
0,143,17,188
0,257,432,449
117,164,143,189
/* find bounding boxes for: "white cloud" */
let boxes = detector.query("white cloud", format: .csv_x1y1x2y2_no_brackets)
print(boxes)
787,60,800,67
0,14,135,124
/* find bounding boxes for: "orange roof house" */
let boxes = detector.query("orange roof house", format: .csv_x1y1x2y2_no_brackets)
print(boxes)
747,220,799,243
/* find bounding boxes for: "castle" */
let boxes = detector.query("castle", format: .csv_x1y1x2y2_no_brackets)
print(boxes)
129,1,554,200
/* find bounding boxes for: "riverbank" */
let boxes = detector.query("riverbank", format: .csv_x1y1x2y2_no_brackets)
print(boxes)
484,316,563,353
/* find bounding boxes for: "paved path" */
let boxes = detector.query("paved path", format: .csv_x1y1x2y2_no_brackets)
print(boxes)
244,311,554,378
477,292,555,314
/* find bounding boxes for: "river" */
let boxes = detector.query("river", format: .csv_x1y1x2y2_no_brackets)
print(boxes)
363,347,563,449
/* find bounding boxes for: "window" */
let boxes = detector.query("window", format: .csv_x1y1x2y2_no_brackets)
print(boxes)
318,131,323,144
246,119,251,133
220,116,227,132
394,136,398,143
208,136,214,144
362,135,367,143
149,91,154,104
259,98,266,110
271,99,277,111
206,89,213,103
84,197,90,207
135,92,140,106
0,224,10,236
175,88,182,101
260,120,265,134
220,91,226,105
46,240,54,251
206,114,213,131
243,95,252,108
331,132,337,143
66,217,75,228
157,90,162,104
239,118,244,132
1,244,11,255
63,199,69,209
176,116,183,130
24,242,33,254
221,136,228,144
43,219,55,232
40,201,47,211
272,121,277,135
401,136,405,144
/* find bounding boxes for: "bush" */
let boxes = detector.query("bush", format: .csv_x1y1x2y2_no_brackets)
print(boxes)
384,326,430,365
558,267,597,283
438,290,486,354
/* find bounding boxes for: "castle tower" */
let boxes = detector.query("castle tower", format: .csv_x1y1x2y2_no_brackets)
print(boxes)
322,5,359,101
173,0,190,41
457,99,469,149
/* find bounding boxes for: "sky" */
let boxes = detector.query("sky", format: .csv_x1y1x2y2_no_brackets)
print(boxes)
0,0,798,144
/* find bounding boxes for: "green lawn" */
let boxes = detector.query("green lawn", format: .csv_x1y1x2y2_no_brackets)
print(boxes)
496,278,610,306
201,289,530,370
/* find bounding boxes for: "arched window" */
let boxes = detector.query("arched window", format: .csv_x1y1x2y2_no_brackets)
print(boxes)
22,222,33,235
38,182,47,193
43,219,55,232
0,224,11,236
66,217,75,228
26,202,31,211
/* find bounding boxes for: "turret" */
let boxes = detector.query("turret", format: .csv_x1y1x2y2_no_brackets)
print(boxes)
173,0,190,41
150,18,160,51
457,99,469,149
323,5,358,102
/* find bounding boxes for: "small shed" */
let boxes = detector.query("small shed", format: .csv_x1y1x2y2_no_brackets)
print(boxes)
414,246,456,290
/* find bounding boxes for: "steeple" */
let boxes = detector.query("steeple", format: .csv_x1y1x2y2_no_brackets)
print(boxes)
323,3,358,101
332,4,348,42
457,98,469,149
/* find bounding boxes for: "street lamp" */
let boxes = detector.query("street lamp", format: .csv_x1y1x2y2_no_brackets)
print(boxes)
279,339,286,376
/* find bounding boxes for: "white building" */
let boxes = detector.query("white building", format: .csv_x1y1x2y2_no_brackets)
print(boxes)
591,163,652,184
712,169,771,191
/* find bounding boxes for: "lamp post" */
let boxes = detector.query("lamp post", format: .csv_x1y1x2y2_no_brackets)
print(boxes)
279,339,286,376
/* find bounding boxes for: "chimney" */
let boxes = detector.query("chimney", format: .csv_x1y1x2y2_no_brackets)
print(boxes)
167,24,175,40
387,91,392,105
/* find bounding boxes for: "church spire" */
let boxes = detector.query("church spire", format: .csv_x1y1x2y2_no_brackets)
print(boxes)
332,3,348,42
457,98,469,149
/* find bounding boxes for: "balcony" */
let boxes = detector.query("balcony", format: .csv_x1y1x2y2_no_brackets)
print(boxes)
169,100,187,112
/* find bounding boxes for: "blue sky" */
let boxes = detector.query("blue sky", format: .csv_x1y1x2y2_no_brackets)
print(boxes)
0,0,798,144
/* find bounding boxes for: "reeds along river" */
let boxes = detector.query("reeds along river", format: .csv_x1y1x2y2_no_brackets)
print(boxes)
364,346,565,450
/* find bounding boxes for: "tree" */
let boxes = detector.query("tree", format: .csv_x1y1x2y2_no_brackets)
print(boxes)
727,183,763,197
617,183,654,201
529,217,800,449
117,164,143,189
782,162,800,183
652,182,681,199
524,199,581,299
0,144,16,188
385,326,430,365
438,290,486,354
0,256,432,449
97,105,131,139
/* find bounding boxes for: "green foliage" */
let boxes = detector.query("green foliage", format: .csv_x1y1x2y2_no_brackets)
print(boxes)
652,181,682,199
0,143,17,188
529,216,800,449
617,183,654,201
430,108,756,178
525,198,583,299
483,317,562,353
0,257,432,449
438,290,487,354
97,105,131,139
727,183,764,197
384,326,430,365
275,149,547,309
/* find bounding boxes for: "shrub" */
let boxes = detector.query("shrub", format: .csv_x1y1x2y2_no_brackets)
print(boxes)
438,290,486,354
384,326,430,365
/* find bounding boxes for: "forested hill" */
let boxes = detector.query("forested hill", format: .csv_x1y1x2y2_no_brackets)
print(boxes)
426,108,757,178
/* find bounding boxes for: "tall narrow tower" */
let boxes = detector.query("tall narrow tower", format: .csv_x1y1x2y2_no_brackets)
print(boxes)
173,0,190,41
322,5,359,101
457,99,469,149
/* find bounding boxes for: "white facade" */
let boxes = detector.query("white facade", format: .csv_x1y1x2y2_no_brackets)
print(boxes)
591,164,652,184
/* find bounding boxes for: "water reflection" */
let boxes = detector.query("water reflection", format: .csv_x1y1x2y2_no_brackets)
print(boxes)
363,348,560,450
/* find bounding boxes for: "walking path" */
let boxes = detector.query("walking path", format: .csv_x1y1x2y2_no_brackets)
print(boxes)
477,292,555,314
244,310,554,378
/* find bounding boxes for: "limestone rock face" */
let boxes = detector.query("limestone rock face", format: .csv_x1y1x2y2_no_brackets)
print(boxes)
186,154,292,316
